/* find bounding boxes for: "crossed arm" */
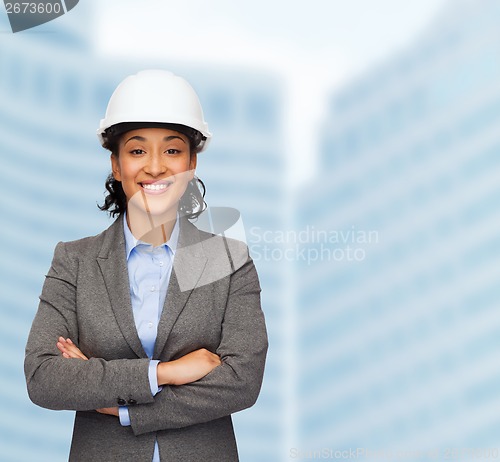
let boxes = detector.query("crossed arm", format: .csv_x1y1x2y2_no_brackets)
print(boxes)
56,337,220,417
25,241,268,434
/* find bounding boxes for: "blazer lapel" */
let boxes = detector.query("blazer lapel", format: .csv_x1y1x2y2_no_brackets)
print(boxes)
96,216,147,359
153,217,208,359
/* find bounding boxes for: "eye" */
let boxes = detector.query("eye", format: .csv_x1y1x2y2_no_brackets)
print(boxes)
130,149,145,155
166,149,181,155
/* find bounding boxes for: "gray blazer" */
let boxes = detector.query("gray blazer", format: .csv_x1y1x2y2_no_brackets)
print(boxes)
25,216,268,462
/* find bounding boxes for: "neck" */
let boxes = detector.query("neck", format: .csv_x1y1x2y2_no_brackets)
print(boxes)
126,204,177,246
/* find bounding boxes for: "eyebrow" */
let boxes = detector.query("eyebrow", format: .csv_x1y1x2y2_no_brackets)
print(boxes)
125,135,186,144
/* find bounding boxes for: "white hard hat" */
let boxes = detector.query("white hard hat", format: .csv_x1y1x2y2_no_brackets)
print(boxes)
97,70,211,152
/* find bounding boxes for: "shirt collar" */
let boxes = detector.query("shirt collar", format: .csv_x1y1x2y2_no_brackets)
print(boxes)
123,212,180,261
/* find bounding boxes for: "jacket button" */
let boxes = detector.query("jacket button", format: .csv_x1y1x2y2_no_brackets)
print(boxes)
128,399,137,405
117,398,126,406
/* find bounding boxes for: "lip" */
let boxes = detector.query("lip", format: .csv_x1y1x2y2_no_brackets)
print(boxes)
139,180,173,195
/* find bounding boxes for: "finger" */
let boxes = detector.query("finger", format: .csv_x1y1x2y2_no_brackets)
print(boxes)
66,345,88,360
58,337,74,346
57,340,72,355
58,345,80,359
57,338,72,351
57,339,88,360
96,407,118,417
56,341,75,357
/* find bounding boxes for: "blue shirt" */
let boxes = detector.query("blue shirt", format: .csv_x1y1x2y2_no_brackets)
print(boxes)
118,214,179,462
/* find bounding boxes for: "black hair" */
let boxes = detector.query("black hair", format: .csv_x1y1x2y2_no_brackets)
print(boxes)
98,122,207,219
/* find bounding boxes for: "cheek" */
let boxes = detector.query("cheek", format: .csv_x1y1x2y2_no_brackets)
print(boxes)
172,156,194,173
118,160,141,181
167,162,195,186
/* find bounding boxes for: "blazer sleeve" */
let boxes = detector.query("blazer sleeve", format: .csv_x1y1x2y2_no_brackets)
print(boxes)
128,250,268,435
24,242,155,411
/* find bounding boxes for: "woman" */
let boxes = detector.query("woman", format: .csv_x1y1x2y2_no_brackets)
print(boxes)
24,70,268,462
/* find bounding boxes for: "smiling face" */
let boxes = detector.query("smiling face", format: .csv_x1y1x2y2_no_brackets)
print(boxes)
111,127,197,224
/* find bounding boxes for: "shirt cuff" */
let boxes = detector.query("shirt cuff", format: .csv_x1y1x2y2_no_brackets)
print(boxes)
118,361,160,427
149,360,161,396
118,406,131,426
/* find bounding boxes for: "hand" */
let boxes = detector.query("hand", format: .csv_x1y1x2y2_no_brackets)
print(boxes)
96,407,119,417
158,348,221,386
57,338,118,417
56,337,88,360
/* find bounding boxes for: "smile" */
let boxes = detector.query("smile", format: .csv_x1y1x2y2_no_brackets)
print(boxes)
140,181,173,194
142,183,169,191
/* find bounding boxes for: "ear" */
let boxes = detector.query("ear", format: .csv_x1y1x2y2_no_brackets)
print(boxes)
110,154,122,182
189,153,198,178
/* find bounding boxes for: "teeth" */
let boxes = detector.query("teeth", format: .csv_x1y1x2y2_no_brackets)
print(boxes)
142,183,169,191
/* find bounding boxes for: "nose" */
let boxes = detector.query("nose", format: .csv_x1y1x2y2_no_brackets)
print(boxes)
144,151,167,177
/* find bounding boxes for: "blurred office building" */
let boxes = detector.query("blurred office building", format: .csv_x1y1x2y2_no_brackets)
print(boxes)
0,6,285,462
295,0,500,457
